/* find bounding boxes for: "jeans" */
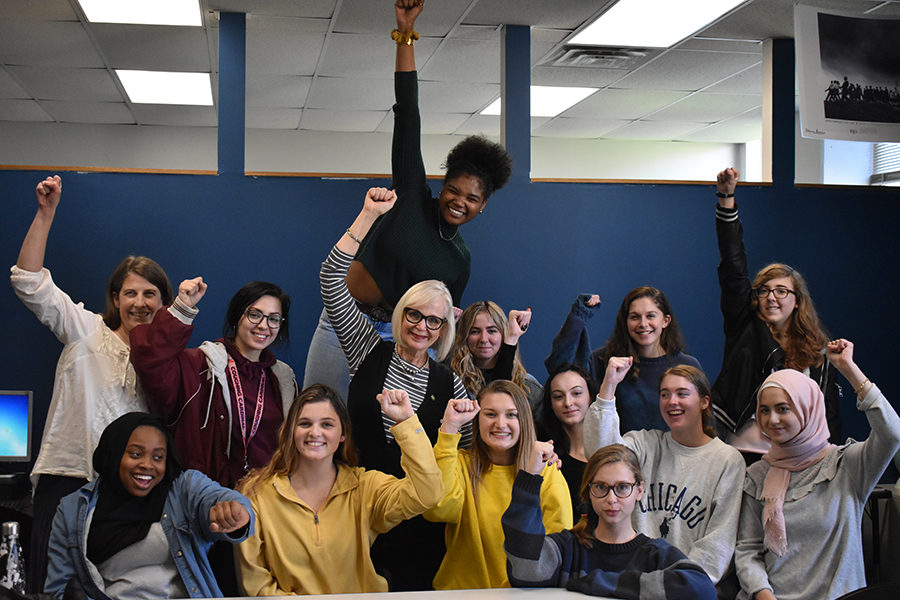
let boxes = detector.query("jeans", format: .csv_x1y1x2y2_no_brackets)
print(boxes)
303,307,393,404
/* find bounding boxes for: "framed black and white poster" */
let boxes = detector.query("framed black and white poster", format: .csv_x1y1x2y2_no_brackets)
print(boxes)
795,4,900,142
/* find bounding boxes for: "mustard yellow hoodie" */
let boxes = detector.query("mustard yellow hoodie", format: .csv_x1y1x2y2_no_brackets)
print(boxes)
425,431,573,590
236,415,442,595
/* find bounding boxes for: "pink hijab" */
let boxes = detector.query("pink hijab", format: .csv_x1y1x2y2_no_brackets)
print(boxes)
757,369,834,556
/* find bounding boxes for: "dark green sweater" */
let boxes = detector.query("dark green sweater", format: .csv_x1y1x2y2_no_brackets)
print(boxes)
354,71,470,307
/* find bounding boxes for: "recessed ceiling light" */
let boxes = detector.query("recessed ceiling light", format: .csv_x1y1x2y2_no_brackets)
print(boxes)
116,70,213,105
570,0,746,48
78,0,202,26
481,86,597,118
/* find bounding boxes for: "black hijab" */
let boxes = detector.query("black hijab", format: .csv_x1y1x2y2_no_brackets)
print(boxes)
86,412,182,565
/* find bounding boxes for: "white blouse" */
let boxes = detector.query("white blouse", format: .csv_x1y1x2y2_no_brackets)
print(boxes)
11,266,147,485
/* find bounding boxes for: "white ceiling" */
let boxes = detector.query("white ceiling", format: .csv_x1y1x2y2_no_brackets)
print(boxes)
1,0,899,144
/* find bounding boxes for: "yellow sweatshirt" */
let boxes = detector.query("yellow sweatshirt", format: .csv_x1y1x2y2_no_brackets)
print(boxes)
236,415,442,595
425,431,573,590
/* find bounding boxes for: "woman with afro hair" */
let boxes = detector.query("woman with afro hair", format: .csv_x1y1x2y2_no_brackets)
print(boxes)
303,0,514,401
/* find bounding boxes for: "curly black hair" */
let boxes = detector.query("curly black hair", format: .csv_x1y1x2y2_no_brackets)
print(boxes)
443,135,513,200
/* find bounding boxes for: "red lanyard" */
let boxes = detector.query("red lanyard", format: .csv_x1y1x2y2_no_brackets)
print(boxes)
226,357,266,472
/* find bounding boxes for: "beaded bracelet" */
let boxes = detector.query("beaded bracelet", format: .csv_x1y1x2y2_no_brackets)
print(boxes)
391,28,420,46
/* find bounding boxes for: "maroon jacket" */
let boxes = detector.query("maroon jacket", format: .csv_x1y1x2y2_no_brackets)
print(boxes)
130,308,297,487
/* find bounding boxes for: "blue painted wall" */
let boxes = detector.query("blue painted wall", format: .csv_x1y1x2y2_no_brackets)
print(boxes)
1,167,898,471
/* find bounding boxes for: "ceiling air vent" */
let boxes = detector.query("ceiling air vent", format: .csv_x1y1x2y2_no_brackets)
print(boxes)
543,45,656,69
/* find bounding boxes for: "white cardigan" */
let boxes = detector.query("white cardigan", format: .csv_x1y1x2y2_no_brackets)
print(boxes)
11,265,148,485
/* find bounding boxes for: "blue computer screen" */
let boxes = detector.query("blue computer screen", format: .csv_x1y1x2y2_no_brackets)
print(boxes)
0,391,31,461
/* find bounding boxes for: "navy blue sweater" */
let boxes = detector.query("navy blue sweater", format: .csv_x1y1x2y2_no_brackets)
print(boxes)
503,471,716,599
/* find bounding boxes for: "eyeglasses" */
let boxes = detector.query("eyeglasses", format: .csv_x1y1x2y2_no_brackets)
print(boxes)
404,307,446,331
754,286,797,300
244,308,284,329
587,481,638,499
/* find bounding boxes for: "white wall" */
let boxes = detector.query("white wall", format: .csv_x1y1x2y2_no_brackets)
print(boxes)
1,121,743,182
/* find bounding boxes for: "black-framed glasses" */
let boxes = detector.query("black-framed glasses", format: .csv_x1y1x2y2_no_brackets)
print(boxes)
404,307,446,331
587,481,638,499
754,286,797,300
244,308,284,329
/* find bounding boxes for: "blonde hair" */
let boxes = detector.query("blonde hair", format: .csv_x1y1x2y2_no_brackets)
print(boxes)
752,263,829,371
391,280,455,361
572,444,643,548
238,384,355,498
467,380,536,501
451,301,528,395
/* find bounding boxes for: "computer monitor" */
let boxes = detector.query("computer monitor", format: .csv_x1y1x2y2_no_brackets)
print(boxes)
0,391,32,462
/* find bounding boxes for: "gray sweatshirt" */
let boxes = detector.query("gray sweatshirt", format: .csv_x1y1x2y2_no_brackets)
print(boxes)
734,383,900,600
583,397,745,584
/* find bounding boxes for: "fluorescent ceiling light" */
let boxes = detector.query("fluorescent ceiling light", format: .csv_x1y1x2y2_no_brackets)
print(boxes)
78,0,201,26
117,70,213,105
570,0,745,48
481,86,597,118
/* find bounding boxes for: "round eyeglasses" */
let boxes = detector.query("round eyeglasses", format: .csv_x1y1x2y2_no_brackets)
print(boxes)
404,307,446,331
754,286,797,300
244,308,284,329
587,481,639,499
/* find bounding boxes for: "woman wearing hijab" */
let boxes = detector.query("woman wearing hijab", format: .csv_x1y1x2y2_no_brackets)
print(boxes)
44,413,253,600
735,340,900,600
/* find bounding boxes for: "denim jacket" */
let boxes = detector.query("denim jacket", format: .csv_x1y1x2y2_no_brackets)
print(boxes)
45,469,253,599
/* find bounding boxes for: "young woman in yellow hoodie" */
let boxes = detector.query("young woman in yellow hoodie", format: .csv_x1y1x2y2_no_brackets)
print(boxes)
235,384,442,595
426,379,573,589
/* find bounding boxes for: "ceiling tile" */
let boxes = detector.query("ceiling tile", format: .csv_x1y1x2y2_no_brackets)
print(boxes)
0,68,29,98
41,101,134,124
531,65,629,89
247,107,302,129
246,16,325,76
704,63,762,94
703,0,885,40
0,21,104,67
246,74,311,107
376,111,472,135
306,76,394,110
677,115,763,143
299,108,387,132
333,0,473,36
0,99,52,122
648,93,761,122
453,114,500,137
92,24,211,71
533,117,629,138
603,119,711,141
614,49,763,92
130,104,217,127
465,0,612,29
419,39,500,84
209,1,337,19
9,66,122,102
563,88,690,120
418,80,500,113
0,0,75,21
315,33,439,79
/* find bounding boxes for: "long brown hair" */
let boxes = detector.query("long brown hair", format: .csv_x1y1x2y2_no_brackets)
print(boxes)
660,365,717,439
451,301,528,395
572,444,644,548
599,287,686,381
752,263,829,371
468,380,536,501
238,384,356,497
